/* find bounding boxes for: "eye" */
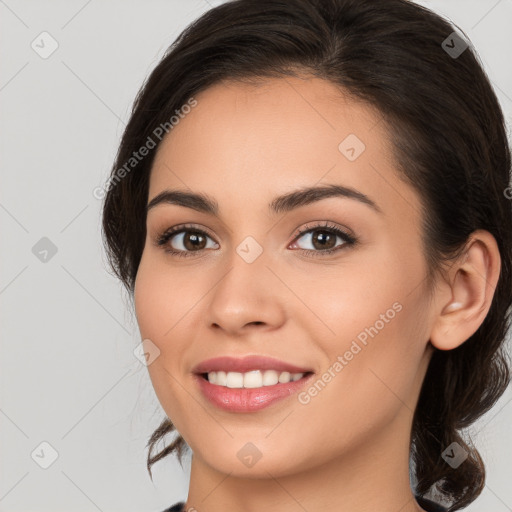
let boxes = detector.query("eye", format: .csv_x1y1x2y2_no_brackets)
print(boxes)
154,221,358,258
289,221,357,258
155,223,218,258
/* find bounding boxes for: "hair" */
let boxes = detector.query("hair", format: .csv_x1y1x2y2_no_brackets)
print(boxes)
100,0,512,509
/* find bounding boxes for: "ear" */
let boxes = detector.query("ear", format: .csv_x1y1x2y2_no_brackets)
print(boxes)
429,229,501,351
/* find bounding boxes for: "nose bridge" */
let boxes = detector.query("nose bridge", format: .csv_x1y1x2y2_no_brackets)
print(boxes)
235,233,266,265
220,211,274,271
205,232,284,331
219,232,272,295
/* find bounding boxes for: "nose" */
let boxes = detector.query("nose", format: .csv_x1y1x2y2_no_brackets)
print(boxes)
205,249,286,336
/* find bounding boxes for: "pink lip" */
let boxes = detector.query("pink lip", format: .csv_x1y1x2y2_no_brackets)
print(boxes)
194,372,315,412
192,355,313,374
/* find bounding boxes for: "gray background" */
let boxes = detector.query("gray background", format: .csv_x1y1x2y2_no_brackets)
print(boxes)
1,1,511,511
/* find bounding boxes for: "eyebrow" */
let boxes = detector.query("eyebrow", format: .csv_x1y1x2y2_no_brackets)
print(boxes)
146,183,383,216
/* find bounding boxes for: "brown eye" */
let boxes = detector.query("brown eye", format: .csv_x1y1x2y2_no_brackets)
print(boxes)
180,231,208,251
290,222,357,257
156,225,218,258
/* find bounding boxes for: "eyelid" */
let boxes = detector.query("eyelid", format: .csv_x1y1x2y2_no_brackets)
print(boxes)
292,220,355,240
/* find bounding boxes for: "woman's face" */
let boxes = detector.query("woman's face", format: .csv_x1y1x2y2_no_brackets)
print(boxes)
134,76,437,477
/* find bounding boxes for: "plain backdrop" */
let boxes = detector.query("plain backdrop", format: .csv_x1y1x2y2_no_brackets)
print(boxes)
1,1,511,511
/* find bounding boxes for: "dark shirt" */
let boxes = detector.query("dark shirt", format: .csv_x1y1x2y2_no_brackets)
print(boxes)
162,504,184,512
162,495,447,512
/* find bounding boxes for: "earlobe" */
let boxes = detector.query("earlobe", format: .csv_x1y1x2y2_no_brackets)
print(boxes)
429,230,501,351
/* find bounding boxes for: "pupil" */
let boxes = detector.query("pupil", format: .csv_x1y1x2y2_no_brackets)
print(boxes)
314,231,334,249
185,232,204,250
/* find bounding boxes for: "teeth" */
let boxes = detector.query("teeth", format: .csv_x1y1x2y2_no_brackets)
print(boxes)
206,370,306,388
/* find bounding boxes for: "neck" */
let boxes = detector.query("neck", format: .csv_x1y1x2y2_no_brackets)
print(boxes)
182,404,427,512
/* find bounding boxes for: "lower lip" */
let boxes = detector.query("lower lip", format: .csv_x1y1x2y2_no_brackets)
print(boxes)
194,373,315,412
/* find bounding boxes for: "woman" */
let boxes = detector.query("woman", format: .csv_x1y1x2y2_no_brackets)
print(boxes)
100,0,512,511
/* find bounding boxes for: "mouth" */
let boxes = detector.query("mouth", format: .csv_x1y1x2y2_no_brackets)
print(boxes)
194,370,316,413
191,354,314,376
198,370,315,387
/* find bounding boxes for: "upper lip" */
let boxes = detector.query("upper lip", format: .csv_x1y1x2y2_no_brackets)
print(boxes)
192,355,314,375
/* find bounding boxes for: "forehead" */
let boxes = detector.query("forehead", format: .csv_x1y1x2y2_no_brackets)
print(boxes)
148,76,422,223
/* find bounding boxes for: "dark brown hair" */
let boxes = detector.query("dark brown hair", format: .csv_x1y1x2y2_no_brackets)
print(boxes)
100,0,512,509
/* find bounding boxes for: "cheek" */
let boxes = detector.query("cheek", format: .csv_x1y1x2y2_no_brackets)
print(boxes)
133,256,186,407
134,252,195,342
287,247,403,344
133,256,194,425
299,247,429,415
133,252,212,402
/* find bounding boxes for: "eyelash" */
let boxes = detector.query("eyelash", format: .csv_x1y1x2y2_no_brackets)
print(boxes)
154,221,358,259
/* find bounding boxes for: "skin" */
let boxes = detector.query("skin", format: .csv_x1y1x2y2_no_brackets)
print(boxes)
133,75,501,512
